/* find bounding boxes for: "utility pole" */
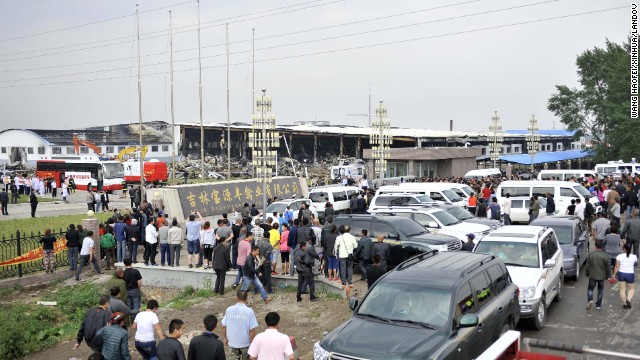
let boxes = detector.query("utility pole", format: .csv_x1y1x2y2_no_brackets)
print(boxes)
136,4,145,198
197,0,204,182
226,23,231,179
169,10,176,184
251,28,255,178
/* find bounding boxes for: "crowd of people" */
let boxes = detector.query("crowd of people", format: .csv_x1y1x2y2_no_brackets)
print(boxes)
75,289,295,360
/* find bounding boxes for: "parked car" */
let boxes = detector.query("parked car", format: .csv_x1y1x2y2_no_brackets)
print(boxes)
308,186,360,221
314,251,520,360
332,214,461,269
530,216,589,280
368,192,437,211
474,226,563,330
438,204,503,230
368,206,491,244
262,198,318,221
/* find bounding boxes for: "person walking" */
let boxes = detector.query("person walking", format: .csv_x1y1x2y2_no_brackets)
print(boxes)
74,295,112,351
622,209,640,258
335,225,357,295
132,299,165,360
123,258,143,312
188,315,226,360
240,244,272,303
625,184,638,220
0,188,8,215
158,219,171,267
232,230,253,289
157,319,186,360
66,224,81,270
294,241,319,302
87,191,95,211
604,225,622,277
100,228,116,270
501,193,512,225
10,183,18,205
613,242,638,309
40,228,57,273
256,231,273,294
222,290,259,360
213,236,232,295
95,312,131,360
545,193,556,216
29,188,38,218
76,231,102,281
586,240,611,311
528,195,540,223
186,212,204,268
248,312,295,360
106,269,129,307
324,224,339,281
353,229,372,281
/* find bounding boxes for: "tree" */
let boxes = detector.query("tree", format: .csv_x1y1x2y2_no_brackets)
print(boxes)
547,38,633,162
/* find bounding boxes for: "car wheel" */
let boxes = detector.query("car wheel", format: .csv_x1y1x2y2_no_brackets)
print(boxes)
554,277,563,302
532,298,546,330
574,259,580,281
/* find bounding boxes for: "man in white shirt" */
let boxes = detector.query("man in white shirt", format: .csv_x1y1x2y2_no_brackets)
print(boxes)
575,198,585,222
132,299,165,359
144,222,159,266
335,225,358,294
76,231,101,281
248,312,294,360
501,193,512,225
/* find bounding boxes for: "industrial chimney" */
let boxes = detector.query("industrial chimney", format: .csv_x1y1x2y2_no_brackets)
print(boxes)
449,119,453,131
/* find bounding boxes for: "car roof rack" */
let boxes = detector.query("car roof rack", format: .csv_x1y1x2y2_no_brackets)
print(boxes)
395,250,439,271
461,254,495,277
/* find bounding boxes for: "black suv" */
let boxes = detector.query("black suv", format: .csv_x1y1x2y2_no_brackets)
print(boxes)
314,251,520,360
332,214,461,269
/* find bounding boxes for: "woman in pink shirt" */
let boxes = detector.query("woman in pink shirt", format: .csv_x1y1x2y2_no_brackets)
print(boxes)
279,224,290,275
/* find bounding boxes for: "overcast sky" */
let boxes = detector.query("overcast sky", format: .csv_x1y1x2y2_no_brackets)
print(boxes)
0,0,629,133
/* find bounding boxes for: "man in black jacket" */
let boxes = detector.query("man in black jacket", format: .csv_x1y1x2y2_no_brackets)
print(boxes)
354,229,373,281
188,315,226,360
74,295,112,351
157,319,186,360
126,219,140,263
29,188,38,218
0,188,8,215
66,224,81,270
294,241,319,302
240,245,272,302
371,235,390,270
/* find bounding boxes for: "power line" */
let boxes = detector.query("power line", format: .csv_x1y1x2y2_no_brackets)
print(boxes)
0,0,47,14
0,0,483,74
0,0,195,44
0,0,561,82
0,0,338,58
0,6,625,89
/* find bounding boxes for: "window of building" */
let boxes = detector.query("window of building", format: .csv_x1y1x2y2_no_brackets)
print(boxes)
118,146,126,152
66,146,75,154
27,147,34,154
151,145,158,152
162,145,169,152
386,162,408,178
79,146,89,154
512,145,521,153
52,147,61,154
0,147,5,154
546,144,552,151
106,146,114,153
556,143,563,151
37,147,45,154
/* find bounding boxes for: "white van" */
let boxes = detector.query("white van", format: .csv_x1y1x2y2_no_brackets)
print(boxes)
537,169,597,181
377,184,466,207
403,182,475,200
496,180,595,223
594,161,640,178
308,186,360,221
464,168,502,180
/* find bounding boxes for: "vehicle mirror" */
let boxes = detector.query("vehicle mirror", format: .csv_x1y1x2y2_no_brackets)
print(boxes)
388,232,399,240
428,222,438,228
349,297,358,310
544,259,556,268
458,314,479,328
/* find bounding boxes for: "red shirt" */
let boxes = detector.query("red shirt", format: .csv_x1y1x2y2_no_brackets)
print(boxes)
482,187,492,200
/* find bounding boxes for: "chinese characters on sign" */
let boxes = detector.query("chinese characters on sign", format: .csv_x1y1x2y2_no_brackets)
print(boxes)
174,177,304,217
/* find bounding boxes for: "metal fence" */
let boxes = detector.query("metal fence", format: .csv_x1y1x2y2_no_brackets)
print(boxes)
0,229,69,278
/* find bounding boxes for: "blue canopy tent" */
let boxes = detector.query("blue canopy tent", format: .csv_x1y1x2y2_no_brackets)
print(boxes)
498,150,591,165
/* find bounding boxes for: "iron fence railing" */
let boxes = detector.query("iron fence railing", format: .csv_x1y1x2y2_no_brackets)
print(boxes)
0,229,68,278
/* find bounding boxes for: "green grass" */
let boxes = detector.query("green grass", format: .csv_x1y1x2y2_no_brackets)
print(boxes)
13,196,56,205
0,212,112,238
0,282,102,359
165,283,217,310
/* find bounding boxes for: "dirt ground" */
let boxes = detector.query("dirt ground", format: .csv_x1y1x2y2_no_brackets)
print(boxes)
24,273,367,360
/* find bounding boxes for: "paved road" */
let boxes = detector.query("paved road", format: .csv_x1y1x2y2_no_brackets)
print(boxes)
517,244,640,359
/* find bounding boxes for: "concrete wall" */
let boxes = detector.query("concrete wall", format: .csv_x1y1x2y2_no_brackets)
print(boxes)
136,266,345,297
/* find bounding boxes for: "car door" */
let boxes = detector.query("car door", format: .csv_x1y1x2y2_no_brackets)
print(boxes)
468,273,496,354
486,265,515,335
451,282,479,360
575,221,588,263
372,221,403,266
413,213,440,231
541,235,562,301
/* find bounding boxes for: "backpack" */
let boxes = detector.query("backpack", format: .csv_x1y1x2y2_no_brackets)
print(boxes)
490,203,501,220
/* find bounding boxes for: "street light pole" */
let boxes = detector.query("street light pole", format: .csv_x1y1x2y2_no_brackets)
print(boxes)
169,10,175,184
261,89,267,209
197,0,204,183
135,4,145,199
527,115,539,173
488,111,504,169
371,100,391,180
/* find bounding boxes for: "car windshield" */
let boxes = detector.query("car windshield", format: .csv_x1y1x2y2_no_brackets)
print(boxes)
443,189,462,202
574,186,591,197
475,241,539,268
102,162,124,178
461,186,474,197
431,210,461,226
265,203,288,214
416,195,435,203
309,192,327,203
358,281,452,327
549,226,572,244
445,207,474,220
395,218,429,237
